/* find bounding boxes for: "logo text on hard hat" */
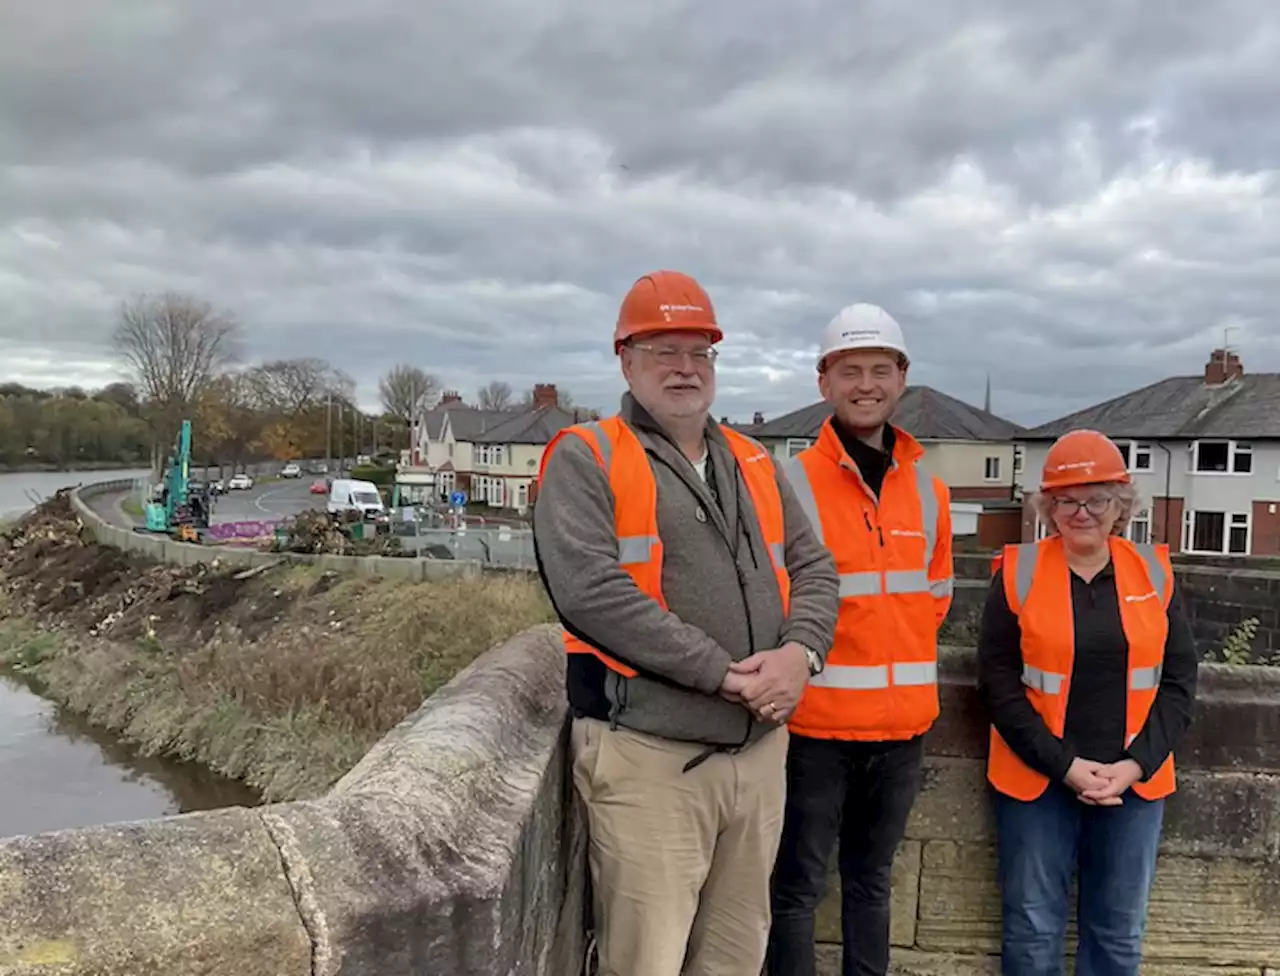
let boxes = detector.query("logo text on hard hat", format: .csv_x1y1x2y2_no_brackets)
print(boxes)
840,329,882,341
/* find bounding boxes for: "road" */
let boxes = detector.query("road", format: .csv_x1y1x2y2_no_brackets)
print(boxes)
206,478,320,524
87,478,322,528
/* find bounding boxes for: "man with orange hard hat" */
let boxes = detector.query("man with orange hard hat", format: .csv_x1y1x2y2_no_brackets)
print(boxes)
533,270,840,976
768,304,954,976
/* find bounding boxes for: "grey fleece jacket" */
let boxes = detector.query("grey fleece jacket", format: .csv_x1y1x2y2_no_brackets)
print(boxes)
533,394,839,750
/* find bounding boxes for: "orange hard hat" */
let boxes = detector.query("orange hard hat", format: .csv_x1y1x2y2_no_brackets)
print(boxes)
613,270,722,353
1040,429,1131,491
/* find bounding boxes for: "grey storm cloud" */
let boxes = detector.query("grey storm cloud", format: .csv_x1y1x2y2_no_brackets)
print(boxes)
3,0,1280,425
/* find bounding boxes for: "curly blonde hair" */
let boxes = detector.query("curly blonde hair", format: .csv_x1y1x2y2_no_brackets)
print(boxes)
1030,481,1141,537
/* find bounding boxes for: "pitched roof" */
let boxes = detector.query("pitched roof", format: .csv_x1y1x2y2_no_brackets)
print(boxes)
471,405,581,444
436,407,518,441
1023,373,1280,441
752,386,1026,442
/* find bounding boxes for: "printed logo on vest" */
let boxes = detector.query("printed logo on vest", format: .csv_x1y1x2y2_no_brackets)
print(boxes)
1124,590,1159,602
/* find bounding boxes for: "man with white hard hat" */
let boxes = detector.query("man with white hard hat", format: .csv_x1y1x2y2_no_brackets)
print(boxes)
764,304,954,976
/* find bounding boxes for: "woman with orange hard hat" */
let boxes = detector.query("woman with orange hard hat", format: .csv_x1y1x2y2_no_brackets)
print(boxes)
977,429,1198,975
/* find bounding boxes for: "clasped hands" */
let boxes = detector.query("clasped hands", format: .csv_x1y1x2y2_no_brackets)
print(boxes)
1063,756,1144,806
718,642,811,724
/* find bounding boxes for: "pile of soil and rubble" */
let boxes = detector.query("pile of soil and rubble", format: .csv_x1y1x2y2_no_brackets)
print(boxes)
1,491,287,645
267,509,404,557
0,492,554,800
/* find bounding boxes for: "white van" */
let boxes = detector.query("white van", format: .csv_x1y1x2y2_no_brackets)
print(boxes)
326,479,386,520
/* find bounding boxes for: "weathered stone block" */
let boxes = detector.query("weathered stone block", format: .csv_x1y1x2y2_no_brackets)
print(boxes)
261,625,582,976
914,839,1280,967
0,807,310,976
908,756,993,843
815,840,921,948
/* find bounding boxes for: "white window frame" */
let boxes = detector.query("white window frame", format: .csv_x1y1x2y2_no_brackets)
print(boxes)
784,438,812,458
1113,440,1154,472
984,456,1002,482
1192,439,1253,475
1126,507,1152,545
1013,445,1024,477
1183,509,1252,556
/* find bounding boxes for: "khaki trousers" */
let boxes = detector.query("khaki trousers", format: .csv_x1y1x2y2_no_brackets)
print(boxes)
571,717,789,976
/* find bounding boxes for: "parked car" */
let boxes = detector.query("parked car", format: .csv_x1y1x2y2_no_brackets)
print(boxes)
309,480,327,495
281,462,302,479
227,473,254,491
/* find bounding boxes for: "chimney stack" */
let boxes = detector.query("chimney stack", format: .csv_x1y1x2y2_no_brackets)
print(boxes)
532,383,559,409
440,390,463,405
1204,348,1244,385
753,411,764,426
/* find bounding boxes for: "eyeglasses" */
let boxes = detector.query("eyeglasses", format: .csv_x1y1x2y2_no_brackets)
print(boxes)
1052,496,1113,517
629,343,718,368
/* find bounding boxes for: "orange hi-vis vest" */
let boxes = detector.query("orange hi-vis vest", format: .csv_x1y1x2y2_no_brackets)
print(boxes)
782,420,953,742
987,535,1177,801
538,416,792,678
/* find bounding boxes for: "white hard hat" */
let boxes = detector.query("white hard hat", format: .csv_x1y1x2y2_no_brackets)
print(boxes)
817,303,910,370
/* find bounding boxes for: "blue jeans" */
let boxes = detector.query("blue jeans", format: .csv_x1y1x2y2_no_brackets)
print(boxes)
994,784,1164,976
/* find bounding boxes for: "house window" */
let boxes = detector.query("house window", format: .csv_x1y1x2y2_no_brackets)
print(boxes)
1013,446,1024,477
984,456,1001,481
1193,440,1252,474
1184,510,1251,555
1127,507,1151,545
1114,440,1153,472
785,438,812,458
517,484,528,509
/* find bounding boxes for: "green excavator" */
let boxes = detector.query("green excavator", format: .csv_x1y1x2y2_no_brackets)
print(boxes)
142,419,211,542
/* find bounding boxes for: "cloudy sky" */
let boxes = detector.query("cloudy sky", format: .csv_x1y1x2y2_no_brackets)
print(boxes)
3,1,1279,427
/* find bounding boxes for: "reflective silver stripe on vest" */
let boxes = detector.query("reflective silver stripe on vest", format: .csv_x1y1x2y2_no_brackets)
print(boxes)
769,542,785,566
1130,664,1163,691
915,465,937,568
893,661,937,686
809,664,887,689
578,420,612,470
930,577,954,598
886,568,929,594
1021,664,1065,694
617,534,658,564
1012,543,1039,606
807,661,937,690
781,456,824,545
1131,542,1167,599
840,572,881,597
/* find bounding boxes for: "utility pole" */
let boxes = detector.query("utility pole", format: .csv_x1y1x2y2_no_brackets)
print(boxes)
326,391,333,472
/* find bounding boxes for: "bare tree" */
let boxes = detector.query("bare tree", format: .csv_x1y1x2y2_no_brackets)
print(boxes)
113,293,240,409
247,357,348,417
112,292,241,465
477,380,514,411
379,365,441,423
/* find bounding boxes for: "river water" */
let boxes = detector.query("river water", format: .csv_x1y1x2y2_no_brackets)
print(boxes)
0,469,259,840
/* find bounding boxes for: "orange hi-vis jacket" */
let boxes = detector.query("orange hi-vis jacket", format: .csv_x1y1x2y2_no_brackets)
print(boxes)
783,420,953,741
538,416,791,679
988,535,1177,801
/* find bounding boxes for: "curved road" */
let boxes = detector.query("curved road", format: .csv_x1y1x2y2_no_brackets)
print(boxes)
88,478,323,528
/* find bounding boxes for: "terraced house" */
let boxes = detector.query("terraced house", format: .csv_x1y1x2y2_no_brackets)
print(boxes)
1017,347,1280,557
406,384,581,514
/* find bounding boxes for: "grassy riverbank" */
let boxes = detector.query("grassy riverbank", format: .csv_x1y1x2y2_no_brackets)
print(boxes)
0,497,555,801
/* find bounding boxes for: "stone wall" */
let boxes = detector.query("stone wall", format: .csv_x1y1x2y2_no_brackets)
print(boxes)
0,626,588,976
806,647,1280,975
70,480,483,582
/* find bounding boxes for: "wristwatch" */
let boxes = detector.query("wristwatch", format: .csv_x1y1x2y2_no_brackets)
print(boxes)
803,647,823,676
